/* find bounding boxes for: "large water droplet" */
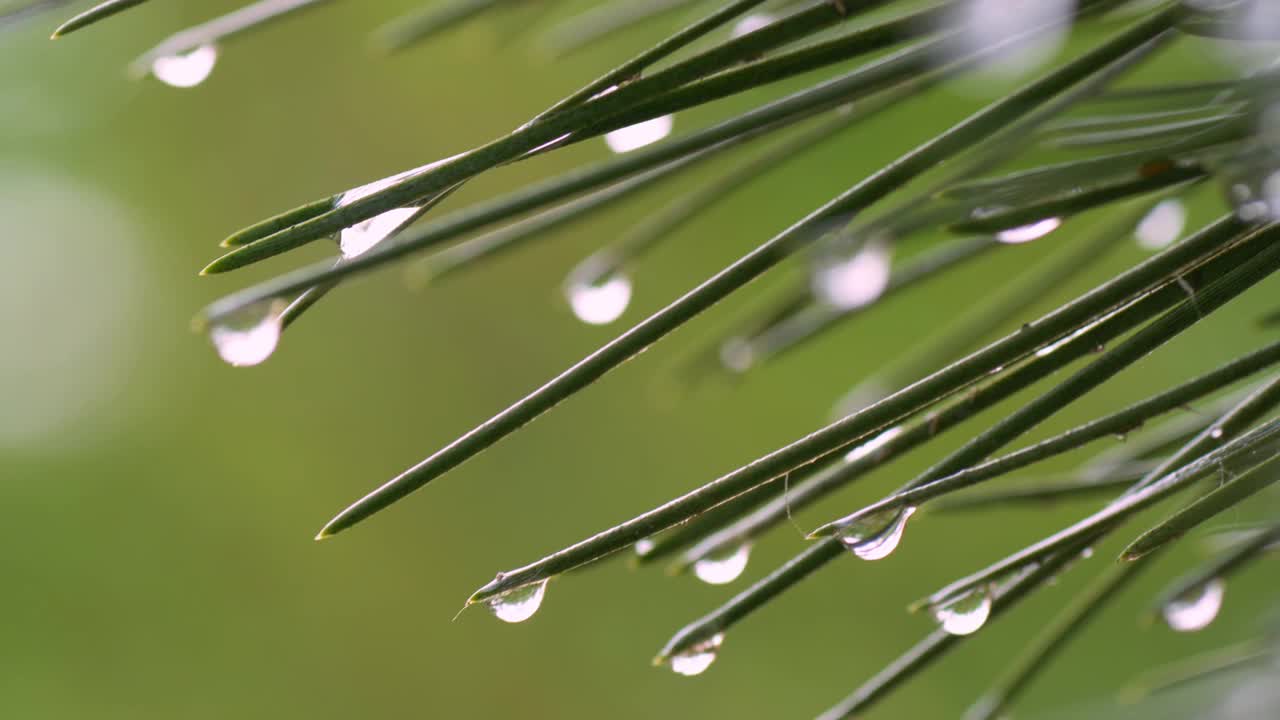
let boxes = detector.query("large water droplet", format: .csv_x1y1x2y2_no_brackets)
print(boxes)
338,207,421,259
209,299,286,367
604,115,674,154
1135,199,1187,250
1200,0,1280,70
487,579,548,624
566,272,633,325
336,153,465,258
996,217,1062,244
151,44,219,88
731,12,775,38
669,633,724,677
693,543,751,585
812,240,893,310
944,0,1076,82
932,586,993,636
1163,578,1225,633
836,506,917,561
843,426,904,463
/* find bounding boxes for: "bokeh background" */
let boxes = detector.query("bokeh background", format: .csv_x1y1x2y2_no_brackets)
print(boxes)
3,1,1278,718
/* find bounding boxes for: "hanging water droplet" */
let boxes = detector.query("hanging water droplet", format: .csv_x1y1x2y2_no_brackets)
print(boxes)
634,538,656,557
208,299,287,367
811,240,893,310
843,426,904,463
669,633,724,677
1135,199,1187,250
604,115,674,154
1080,546,1095,559
565,272,633,325
693,543,751,585
487,579,548,624
1211,427,1225,439
836,506,917,561
932,586,993,636
1163,578,1225,633
731,12,775,38
996,217,1062,244
151,44,219,88
336,153,466,258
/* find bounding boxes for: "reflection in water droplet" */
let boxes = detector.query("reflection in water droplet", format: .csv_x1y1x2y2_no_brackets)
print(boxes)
151,44,219,88
336,153,466,258
693,544,751,585
1163,579,1225,633
996,217,1062,244
670,633,724,677
566,272,633,325
604,115,674,154
944,0,1076,82
932,586,993,636
487,579,548,624
837,506,917,561
1135,199,1186,250
812,241,893,310
844,426,904,463
209,299,287,367
731,13,775,38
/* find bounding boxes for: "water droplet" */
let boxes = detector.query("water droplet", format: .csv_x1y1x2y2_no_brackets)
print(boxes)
1200,1,1280,70
1221,159,1280,222
566,272,633,325
693,544,751,585
812,240,893,310
487,579,548,623
604,115,674,154
942,0,1076,82
151,44,218,88
1163,578,1225,633
731,13,775,38
1080,546,1095,559
1135,200,1187,250
932,586,993,636
996,217,1062,244
336,153,466,258
1211,427,1225,439
718,337,756,374
836,506,917,561
634,538,656,557
209,299,286,367
669,633,724,677
843,426,904,463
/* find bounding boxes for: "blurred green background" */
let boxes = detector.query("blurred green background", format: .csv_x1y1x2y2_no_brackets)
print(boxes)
3,2,1278,718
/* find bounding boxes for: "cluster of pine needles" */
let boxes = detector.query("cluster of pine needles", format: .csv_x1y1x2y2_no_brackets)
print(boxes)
22,0,1280,717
